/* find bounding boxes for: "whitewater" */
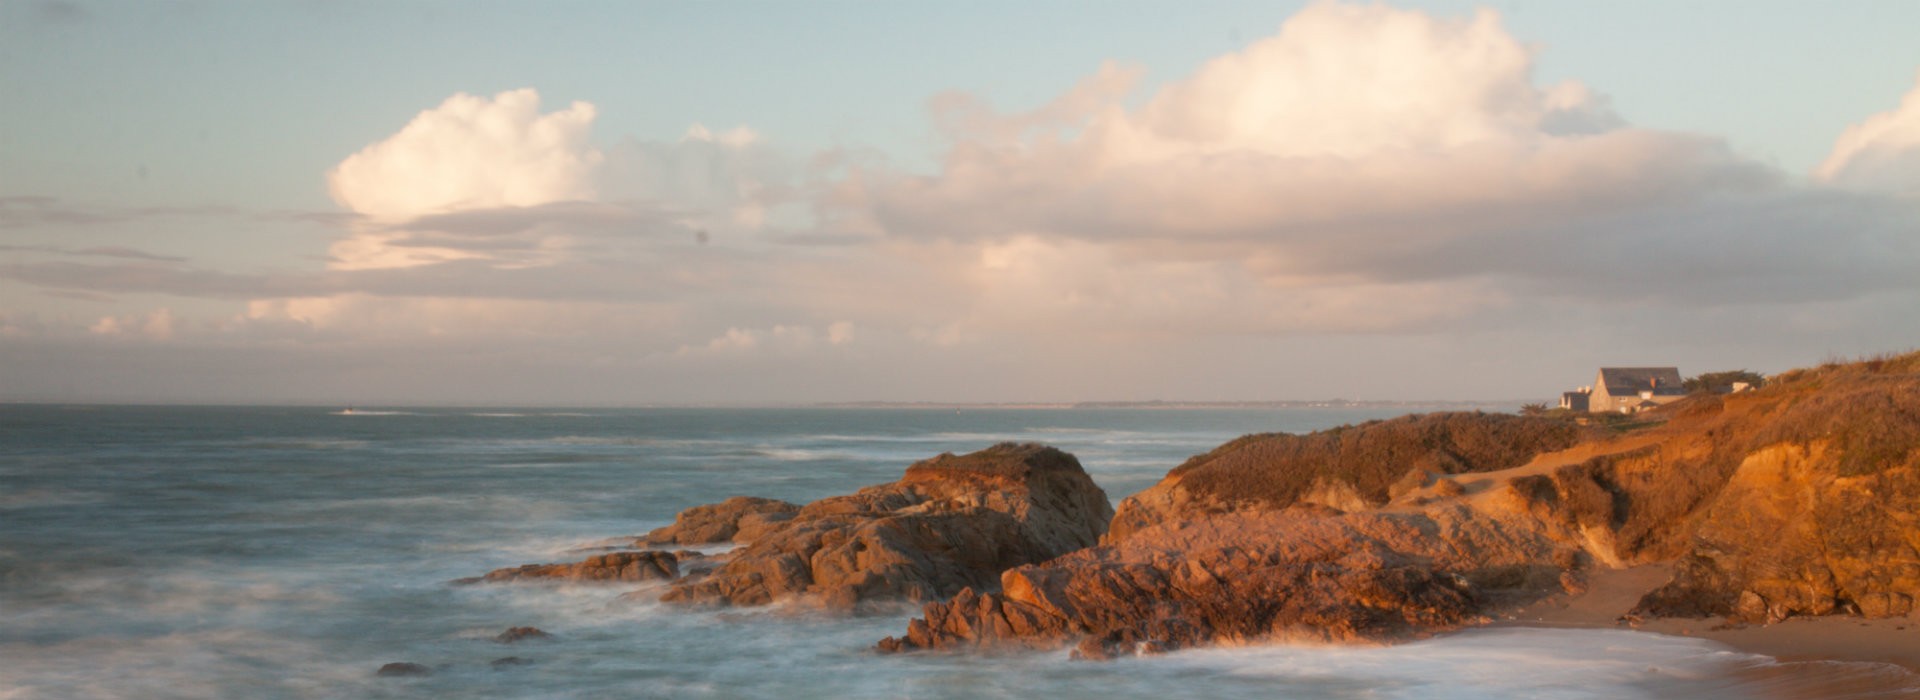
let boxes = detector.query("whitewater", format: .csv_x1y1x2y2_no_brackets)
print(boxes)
2,405,1910,699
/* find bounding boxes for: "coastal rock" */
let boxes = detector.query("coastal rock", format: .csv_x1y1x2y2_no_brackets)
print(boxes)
1568,354,1920,624
1106,413,1592,543
639,496,801,546
660,443,1113,610
472,551,681,584
875,353,1920,656
375,662,432,677
1635,442,1920,622
881,504,1577,656
493,626,551,643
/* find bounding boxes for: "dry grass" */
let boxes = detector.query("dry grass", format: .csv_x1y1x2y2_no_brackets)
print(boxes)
1573,349,1920,562
1169,412,1594,509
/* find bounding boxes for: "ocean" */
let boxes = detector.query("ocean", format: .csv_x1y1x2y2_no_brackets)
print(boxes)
1,405,1912,699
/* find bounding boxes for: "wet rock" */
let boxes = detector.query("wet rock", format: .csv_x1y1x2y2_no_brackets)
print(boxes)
493,626,551,643
471,550,680,584
375,662,432,677
489,656,532,670
660,443,1113,610
640,496,802,546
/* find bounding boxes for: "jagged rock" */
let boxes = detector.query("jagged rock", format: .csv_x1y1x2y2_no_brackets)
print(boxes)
639,496,801,546
659,443,1113,610
470,551,680,584
493,626,551,643
375,662,432,677
882,504,1576,656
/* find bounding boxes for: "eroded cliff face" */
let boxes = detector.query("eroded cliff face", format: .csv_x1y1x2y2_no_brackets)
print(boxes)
1635,447,1920,622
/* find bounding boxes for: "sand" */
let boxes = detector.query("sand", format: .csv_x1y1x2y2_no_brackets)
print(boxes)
1485,562,1920,697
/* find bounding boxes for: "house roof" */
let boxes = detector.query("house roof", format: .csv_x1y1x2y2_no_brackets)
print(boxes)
1597,367,1685,396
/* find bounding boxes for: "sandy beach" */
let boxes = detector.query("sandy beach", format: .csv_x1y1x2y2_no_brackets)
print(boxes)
1493,563,1920,696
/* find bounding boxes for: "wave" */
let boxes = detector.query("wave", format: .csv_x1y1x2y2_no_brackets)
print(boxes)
752,447,840,462
0,488,106,510
329,409,412,416
220,437,372,451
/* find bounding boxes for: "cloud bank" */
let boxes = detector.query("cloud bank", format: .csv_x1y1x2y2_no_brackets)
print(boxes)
4,1,1918,403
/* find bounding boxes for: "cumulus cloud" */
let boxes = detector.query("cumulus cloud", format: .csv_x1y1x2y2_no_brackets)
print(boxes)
328,89,602,221
8,2,1919,405
1817,70,1920,194
325,89,604,269
838,0,1907,340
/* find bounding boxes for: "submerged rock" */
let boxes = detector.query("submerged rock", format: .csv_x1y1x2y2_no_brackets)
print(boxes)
660,443,1114,611
375,662,432,677
493,626,551,643
470,551,681,584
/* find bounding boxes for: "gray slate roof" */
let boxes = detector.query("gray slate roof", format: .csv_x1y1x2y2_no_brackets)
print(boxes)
1598,367,1685,396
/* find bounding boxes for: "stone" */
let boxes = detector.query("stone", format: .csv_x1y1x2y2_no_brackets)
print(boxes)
375,662,432,677
470,551,680,584
639,496,801,546
881,505,1570,656
493,626,551,643
660,443,1114,611
489,657,532,670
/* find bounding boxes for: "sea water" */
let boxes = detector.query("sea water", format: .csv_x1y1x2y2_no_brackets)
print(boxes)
2,405,1913,699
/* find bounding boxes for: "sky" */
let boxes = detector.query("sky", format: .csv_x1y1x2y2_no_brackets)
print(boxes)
3,0,1919,405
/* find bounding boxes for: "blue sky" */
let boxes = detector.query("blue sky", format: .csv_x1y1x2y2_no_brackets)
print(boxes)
3,1,1919,404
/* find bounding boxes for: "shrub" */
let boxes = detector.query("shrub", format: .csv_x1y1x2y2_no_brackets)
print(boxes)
1169,412,1595,509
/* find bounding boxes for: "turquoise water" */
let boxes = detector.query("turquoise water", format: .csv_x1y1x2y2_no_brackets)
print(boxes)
2,405,1910,699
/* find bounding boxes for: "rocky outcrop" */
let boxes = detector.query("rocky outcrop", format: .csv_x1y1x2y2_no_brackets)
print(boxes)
1107,413,1593,543
1634,445,1920,622
467,551,683,584
661,443,1113,611
637,496,800,546
375,662,432,678
493,626,551,643
885,352,1920,654
881,503,1582,657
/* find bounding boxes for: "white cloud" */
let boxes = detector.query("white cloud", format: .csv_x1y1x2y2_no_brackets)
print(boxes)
328,89,602,221
840,0,1917,340
1817,70,1920,194
325,89,603,270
